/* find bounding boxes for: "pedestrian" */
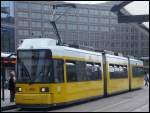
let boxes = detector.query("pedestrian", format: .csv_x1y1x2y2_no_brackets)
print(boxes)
144,71,149,87
8,71,16,102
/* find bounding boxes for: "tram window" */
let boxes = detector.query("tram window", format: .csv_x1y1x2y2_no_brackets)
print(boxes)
85,63,101,81
139,67,144,75
109,65,113,77
133,67,137,77
109,65,115,72
66,61,77,82
86,63,93,80
93,63,102,80
132,66,144,77
118,65,126,78
118,65,123,76
53,59,64,83
76,61,87,81
122,66,128,77
113,65,120,78
109,64,115,78
119,66,123,72
109,64,128,79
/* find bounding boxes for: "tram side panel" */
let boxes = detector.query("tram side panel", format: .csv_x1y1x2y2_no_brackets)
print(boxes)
106,55,129,95
15,83,67,105
130,59,144,90
64,56,104,102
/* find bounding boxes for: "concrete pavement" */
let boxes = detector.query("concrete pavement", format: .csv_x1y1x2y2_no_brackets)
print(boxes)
1,89,16,111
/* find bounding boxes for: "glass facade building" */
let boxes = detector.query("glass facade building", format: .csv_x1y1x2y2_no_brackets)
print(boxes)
1,1,149,58
1,1,15,52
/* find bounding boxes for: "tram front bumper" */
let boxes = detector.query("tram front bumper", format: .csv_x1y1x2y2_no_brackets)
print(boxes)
15,93,52,105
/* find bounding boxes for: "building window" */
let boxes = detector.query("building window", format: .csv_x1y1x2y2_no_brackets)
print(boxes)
101,26,109,32
101,18,109,24
141,33,146,40
31,21,41,28
78,8,88,14
78,16,88,23
110,12,116,17
17,12,29,18
32,31,42,37
43,5,49,11
56,7,66,14
67,16,77,22
57,15,65,21
110,27,116,32
43,22,52,28
67,24,77,30
110,19,117,24
78,25,88,31
43,14,50,20
89,9,98,15
43,14,64,21
57,24,65,29
16,2,28,10
89,17,98,23
89,26,98,31
43,5,52,11
17,21,29,27
1,27,15,52
68,8,76,14
101,10,109,16
31,13,41,19
31,3,41,11
18,30,29,36
43,31,54,38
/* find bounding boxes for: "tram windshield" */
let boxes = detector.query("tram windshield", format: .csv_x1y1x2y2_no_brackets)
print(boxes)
17,50,53,83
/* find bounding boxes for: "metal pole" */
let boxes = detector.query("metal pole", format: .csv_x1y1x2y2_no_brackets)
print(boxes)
2,64,5,101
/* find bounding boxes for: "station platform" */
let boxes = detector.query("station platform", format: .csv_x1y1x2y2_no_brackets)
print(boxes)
1,89,16,111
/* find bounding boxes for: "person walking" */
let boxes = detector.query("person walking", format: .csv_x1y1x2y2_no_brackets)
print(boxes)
8,71,16,102
144,72,149,87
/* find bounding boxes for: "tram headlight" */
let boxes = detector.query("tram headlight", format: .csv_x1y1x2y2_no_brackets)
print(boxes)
40,87,49,92
16,87,22,92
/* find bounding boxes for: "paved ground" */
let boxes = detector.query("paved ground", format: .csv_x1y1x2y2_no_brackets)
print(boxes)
3,87,149,112
1,89,16,111
1,89,15,107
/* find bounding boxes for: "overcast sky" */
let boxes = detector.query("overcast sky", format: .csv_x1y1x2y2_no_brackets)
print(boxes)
65,1,149,28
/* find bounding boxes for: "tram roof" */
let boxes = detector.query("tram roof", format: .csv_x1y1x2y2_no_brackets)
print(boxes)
17,38,131,60
17,38,102,56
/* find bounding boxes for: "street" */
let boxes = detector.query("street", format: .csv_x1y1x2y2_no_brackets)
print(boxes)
4,87,149,112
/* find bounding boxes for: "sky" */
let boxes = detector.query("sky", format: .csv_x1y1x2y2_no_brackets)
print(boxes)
65,1,149,28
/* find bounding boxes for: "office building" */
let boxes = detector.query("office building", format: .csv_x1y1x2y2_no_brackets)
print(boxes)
1,1,149,58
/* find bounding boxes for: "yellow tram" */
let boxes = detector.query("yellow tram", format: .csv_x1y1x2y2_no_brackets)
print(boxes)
15,38,144,108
